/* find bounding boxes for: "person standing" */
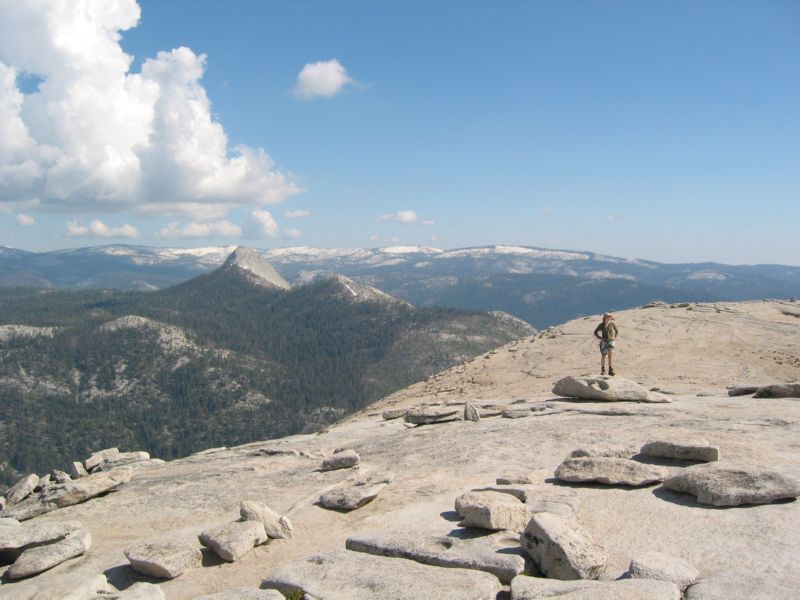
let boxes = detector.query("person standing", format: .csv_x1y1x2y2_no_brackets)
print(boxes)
593,312,618,376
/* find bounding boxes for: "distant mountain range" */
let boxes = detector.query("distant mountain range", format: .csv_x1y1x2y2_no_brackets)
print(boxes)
2,244,798,328
0,248,532,486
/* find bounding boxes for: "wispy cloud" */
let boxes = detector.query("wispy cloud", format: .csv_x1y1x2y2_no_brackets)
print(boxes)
66,220,139,238
16,214,35,226
158,220,242,239
284,228,302,240
293,59,354,100
376,210,419,224
285,209,311,219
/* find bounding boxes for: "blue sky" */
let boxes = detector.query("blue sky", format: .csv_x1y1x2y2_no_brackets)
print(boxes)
0,0,798,264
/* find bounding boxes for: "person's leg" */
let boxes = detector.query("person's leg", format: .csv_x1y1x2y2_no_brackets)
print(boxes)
608,350,615,375
600,346,606,374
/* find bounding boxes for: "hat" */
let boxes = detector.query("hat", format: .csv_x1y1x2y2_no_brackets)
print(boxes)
603,312,613,318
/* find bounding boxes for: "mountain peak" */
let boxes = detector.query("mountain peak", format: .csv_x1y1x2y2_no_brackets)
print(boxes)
322,273,411,306
222,246,290,290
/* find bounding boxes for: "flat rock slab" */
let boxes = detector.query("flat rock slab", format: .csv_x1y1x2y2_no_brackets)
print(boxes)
640,440,719,462
404,407,462,425
6,530,91,579
193,590,285,600
382,408,407,420
199,521,267,562
85,447,120,471
555,457,668,486
521,512,607,580
5,474,39,506
346,530,525,584
626,550,699,591
474,484,580,519
685,573,798,600
566,444,639,459
263,549,503,599
0,519,82,556
455,491,533,532
321,449,360,471
510,575,680,599
124,541,202,578
553,376,670,403
502,408,532,418
240,501,293,539
93,451,151,471
663,463,800,506
3,467,133,521
319,472,392,510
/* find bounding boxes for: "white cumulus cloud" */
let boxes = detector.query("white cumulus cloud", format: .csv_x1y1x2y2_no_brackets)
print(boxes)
16,213,35,225
283,228,301,240
376,210,419,224
158,220,242,239
285,209,311,219
247,209,279,238
293,59,353,100
66,219,139,238
0,0,302,218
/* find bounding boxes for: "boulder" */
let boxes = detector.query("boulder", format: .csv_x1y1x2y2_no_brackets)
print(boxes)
464,401,481,422
625,550,700,591
662,463,800,506
640,440,719,462
240,500,293,539
5,474,39,506
404,406,462,425
2,466,133,520
502,408,532,419
455,490,533,532
35,474,52,491
52,470,72,484
382,408,407,420
554,457,668,486
346,530,526,584
321,449,360,471
194,591,285,600
510,575,680,599
566,444,639,459
199,520,267,562
552,376,670,403
262,549,503,599
6,530,91,579
0,519,82,561
69,461,89,479
473,484,580,519
319,472,392,510
85,447,120,471
520,512,607,580
92,451,151,471
753,383,800,398
124,540,202,579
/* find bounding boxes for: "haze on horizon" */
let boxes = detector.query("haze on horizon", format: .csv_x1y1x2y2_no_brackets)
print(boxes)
0,0,798,266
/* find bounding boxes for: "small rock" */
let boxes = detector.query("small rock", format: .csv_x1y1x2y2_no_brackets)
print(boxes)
640,440,719,462
510,575,680,599
52,470,72,484
496,475,535,485
404,406,462,425
455,491,532,532
502,408,531,419
566,444,639,459
381,408,407,420
663,463,800,506
85,447,120,471
240,500,293,539
553,376,670,403
626,550,700,591
5,474,39,506
6,530,91,579
520,512,608,580
464,401,480,422
70,461,89,479
125,540,202,579
555,457,668,486
199,520,267,562
321,449,360,471
319,472,393,510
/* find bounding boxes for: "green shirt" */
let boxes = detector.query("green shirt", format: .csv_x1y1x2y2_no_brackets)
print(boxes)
594,321,618,341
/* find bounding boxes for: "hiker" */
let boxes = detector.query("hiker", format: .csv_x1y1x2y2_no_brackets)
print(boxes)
593,312,618,376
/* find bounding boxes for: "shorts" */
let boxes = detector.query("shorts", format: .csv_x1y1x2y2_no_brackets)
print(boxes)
600,340,615,355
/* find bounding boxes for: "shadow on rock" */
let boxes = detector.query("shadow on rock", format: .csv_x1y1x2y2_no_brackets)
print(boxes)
103,563,162,590
201,547,225,568
544,477,660,491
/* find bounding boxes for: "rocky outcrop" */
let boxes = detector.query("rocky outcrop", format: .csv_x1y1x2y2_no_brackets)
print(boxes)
553,376,670,403
124,541,202,578
319,472,393,510
455,491,533,532
663,463,800,506
520,512,608,580
199,520,267,562
6,530,91,579
263,549,503,599
4,474,39,506
404,406,462,425
382,408,407,420
625,550,700,591
0,519,82,561
321,449,360,471
554,457,668,486
510,575,680,599
240,500,293,539
640,440,719,462
85,447,121,471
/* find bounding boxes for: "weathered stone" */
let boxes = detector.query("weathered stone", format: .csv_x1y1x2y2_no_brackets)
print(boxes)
52,470,72,484
566,444,639,459
403,406,461,424
382,408,407,420
6,530,91,579
193,590,285,600
626,550,700,591
473,484,580,519
464,401,481,421
520,512,608,580
321,449,360,471
199,520,267,562
502,408,532,418
510,575,680,599
0,519,82,561
319,472,392,510
35,474,52,491
727,385,760,397
93,451,151,471
85,447,120,471
346,530,525,584
663,463,800,506
240,500,293,539
753,382,800,398
69,461,89,479
455,491,532,532
685,573,796,599
496,475,535,485
640,440,719,462
555,457,668,486
5,474,39,506
553,376,670,403
2,466,133,521
124,540,202,578
262,549,503,599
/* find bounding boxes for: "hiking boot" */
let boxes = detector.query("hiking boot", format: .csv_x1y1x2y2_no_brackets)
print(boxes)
600,368,606,375
608,368,615,376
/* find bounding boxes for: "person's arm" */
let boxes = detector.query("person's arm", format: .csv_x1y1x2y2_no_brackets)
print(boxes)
593,323,603,339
